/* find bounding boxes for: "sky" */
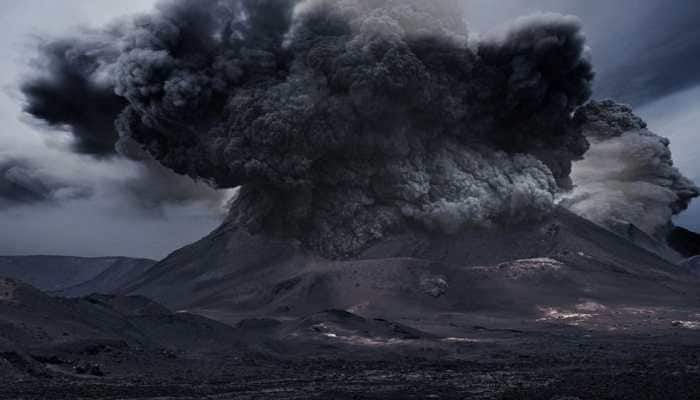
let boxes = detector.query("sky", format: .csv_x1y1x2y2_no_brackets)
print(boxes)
0,0,231,259
0,0,699,259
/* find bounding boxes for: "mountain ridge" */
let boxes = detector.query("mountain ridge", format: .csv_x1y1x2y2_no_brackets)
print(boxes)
0,256,156,293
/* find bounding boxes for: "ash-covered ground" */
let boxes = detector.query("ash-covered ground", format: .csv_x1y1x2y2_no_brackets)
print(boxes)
2,301,700,399
2,208,700,399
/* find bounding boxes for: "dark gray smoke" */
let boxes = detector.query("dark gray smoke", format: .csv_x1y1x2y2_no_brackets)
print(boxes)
563,100,700,240
119,159,230,211
21,37,126,157
21,31,228,211
0,157,91,208
22,0,595,258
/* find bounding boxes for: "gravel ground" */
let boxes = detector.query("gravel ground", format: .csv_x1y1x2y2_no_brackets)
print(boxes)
2,328,699,400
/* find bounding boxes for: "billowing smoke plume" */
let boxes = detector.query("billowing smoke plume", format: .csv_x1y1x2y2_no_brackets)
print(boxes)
21,30,227,211
22,37,126,157
563,100,699,240
22,0,595,258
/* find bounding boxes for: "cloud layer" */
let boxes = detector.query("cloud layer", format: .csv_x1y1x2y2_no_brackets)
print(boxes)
0,156,91,207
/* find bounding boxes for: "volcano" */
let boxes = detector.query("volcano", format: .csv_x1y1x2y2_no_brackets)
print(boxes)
8,0,700,397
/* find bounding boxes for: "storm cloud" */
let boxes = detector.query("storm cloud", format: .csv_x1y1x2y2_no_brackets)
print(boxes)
21,37,126,156
463,0,700,108
10,0,700,259
0,156,91,208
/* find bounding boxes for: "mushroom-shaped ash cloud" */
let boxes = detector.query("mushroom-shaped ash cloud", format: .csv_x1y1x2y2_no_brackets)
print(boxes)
22,1,595,258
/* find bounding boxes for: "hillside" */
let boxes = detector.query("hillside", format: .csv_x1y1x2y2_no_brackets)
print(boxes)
56,258,156,297
121,207,700,331
0,277,238,380
0,256,156,293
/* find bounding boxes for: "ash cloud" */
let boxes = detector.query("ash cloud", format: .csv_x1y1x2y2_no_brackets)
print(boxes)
22,0,595,258
21,36,125,157
563,100,700,240
20,31,228,211
462,0,700,108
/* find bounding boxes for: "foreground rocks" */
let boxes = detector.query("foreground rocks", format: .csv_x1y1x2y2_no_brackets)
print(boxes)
1,328,699,400
2,276,700,399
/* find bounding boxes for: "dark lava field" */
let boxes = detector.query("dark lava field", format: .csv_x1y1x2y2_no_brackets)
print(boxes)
3,321,700,399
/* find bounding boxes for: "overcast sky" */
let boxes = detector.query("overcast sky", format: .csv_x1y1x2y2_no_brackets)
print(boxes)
0,0,231,260
0,0,698,259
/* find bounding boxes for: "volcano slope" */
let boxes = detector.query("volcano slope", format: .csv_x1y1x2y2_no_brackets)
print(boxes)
122,207,700,330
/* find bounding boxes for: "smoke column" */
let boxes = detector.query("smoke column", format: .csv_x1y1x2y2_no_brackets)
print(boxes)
22,0,595,258
564,100,699,241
